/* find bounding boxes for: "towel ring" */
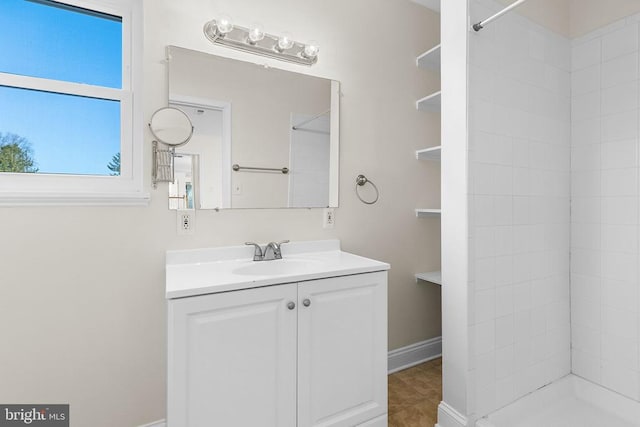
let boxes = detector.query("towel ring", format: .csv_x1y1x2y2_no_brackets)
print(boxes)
355,174,379,205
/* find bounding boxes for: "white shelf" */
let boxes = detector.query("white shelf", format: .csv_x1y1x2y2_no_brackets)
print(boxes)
415,209,441,217
416,146,441,161
416,91,441,112
415,271,442,285
416,44,441,71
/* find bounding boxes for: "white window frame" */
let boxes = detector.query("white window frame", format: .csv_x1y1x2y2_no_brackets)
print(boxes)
0,0,147,206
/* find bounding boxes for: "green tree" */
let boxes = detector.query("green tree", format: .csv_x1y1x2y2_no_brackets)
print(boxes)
0,133,38,173
107,152,120,176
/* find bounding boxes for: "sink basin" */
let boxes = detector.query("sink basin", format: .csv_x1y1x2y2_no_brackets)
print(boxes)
165,240,391,299
232,258,320,276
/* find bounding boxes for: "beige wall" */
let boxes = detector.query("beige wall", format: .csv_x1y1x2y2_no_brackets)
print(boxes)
0,0,441,425
570,0,640,38
498,0,640,39
497,0,571,36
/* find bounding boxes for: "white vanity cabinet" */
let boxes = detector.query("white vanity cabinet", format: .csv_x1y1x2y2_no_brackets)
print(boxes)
167,283,298,427
297,273,387,426
167,271,388,427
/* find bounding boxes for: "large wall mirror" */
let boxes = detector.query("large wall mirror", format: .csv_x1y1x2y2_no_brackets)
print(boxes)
167,46,340,210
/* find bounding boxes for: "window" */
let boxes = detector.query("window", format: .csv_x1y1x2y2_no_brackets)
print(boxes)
0,0,146,205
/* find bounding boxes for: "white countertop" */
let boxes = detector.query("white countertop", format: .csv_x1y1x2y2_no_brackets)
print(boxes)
166,240,390,299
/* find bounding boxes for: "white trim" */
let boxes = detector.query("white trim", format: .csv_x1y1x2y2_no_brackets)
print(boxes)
0,191,149,207
357,414,387,426
137,420,166,427
436,401,469,427
387,336,442,374
411,0,440,12
127,0,144,194
329,80,340,207
441,0,471,418
47,0,132,17
0,73,126,101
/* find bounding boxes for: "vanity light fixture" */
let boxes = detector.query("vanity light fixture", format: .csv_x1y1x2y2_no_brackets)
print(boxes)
302,40,320,60
276,32,295,51
203,18,319,66
248,23,265,44
216,14,234,34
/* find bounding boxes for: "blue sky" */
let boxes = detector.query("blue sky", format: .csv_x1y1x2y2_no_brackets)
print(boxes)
0,0,122,175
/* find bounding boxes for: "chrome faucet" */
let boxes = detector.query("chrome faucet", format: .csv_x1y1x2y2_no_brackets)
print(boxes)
264,240,290,260
245,242,264,261
245,240,289,261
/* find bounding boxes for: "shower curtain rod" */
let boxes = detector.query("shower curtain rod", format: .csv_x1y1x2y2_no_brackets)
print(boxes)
472,0,529,32
292,109,330,131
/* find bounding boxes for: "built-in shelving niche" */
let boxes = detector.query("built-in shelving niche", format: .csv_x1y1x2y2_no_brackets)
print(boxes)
415,42,442,286
416,91,441,112
416,44,441,71
415,43,441,113
415,271,442,286
416,145,441,161
415,209,441,218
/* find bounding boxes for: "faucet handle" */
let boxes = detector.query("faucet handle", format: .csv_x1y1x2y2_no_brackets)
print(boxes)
272,240,290,260
245,242,263,261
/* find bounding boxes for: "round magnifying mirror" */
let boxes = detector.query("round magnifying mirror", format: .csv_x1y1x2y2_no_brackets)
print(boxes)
149,107,194,147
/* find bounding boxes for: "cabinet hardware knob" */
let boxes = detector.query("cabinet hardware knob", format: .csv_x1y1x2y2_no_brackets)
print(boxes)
303,299,311,307
287,301,296,310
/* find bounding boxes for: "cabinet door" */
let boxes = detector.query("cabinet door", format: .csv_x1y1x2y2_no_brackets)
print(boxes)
167,284,297,427
297,272,388,427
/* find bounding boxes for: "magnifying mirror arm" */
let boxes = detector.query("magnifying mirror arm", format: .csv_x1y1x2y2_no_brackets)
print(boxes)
152,140,176,188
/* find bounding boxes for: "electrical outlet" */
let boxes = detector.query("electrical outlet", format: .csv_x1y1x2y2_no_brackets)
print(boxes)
323,208,335,229
177,210,195,235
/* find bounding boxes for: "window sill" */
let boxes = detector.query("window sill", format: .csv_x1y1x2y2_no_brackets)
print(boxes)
0,191,151,207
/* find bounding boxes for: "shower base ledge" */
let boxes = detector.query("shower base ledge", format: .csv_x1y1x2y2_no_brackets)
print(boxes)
476,374,640,427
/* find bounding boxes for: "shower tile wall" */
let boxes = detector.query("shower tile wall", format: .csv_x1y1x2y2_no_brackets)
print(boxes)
570,18,640,401
468,0,571,418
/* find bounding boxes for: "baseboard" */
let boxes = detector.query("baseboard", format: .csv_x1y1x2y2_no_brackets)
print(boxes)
137,420,165,427
388,336,442,374
357,414,387,426
436,401,469,427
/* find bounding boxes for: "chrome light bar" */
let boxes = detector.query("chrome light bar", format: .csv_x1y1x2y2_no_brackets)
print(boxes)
203,19,319,66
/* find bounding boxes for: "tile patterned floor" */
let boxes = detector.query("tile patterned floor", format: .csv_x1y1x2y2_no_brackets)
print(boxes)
388,357,442,427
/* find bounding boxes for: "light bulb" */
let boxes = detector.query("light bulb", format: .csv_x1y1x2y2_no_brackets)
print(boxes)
216,14,234,35
303,41,319,59
248,22,265,43
277,32,294,51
